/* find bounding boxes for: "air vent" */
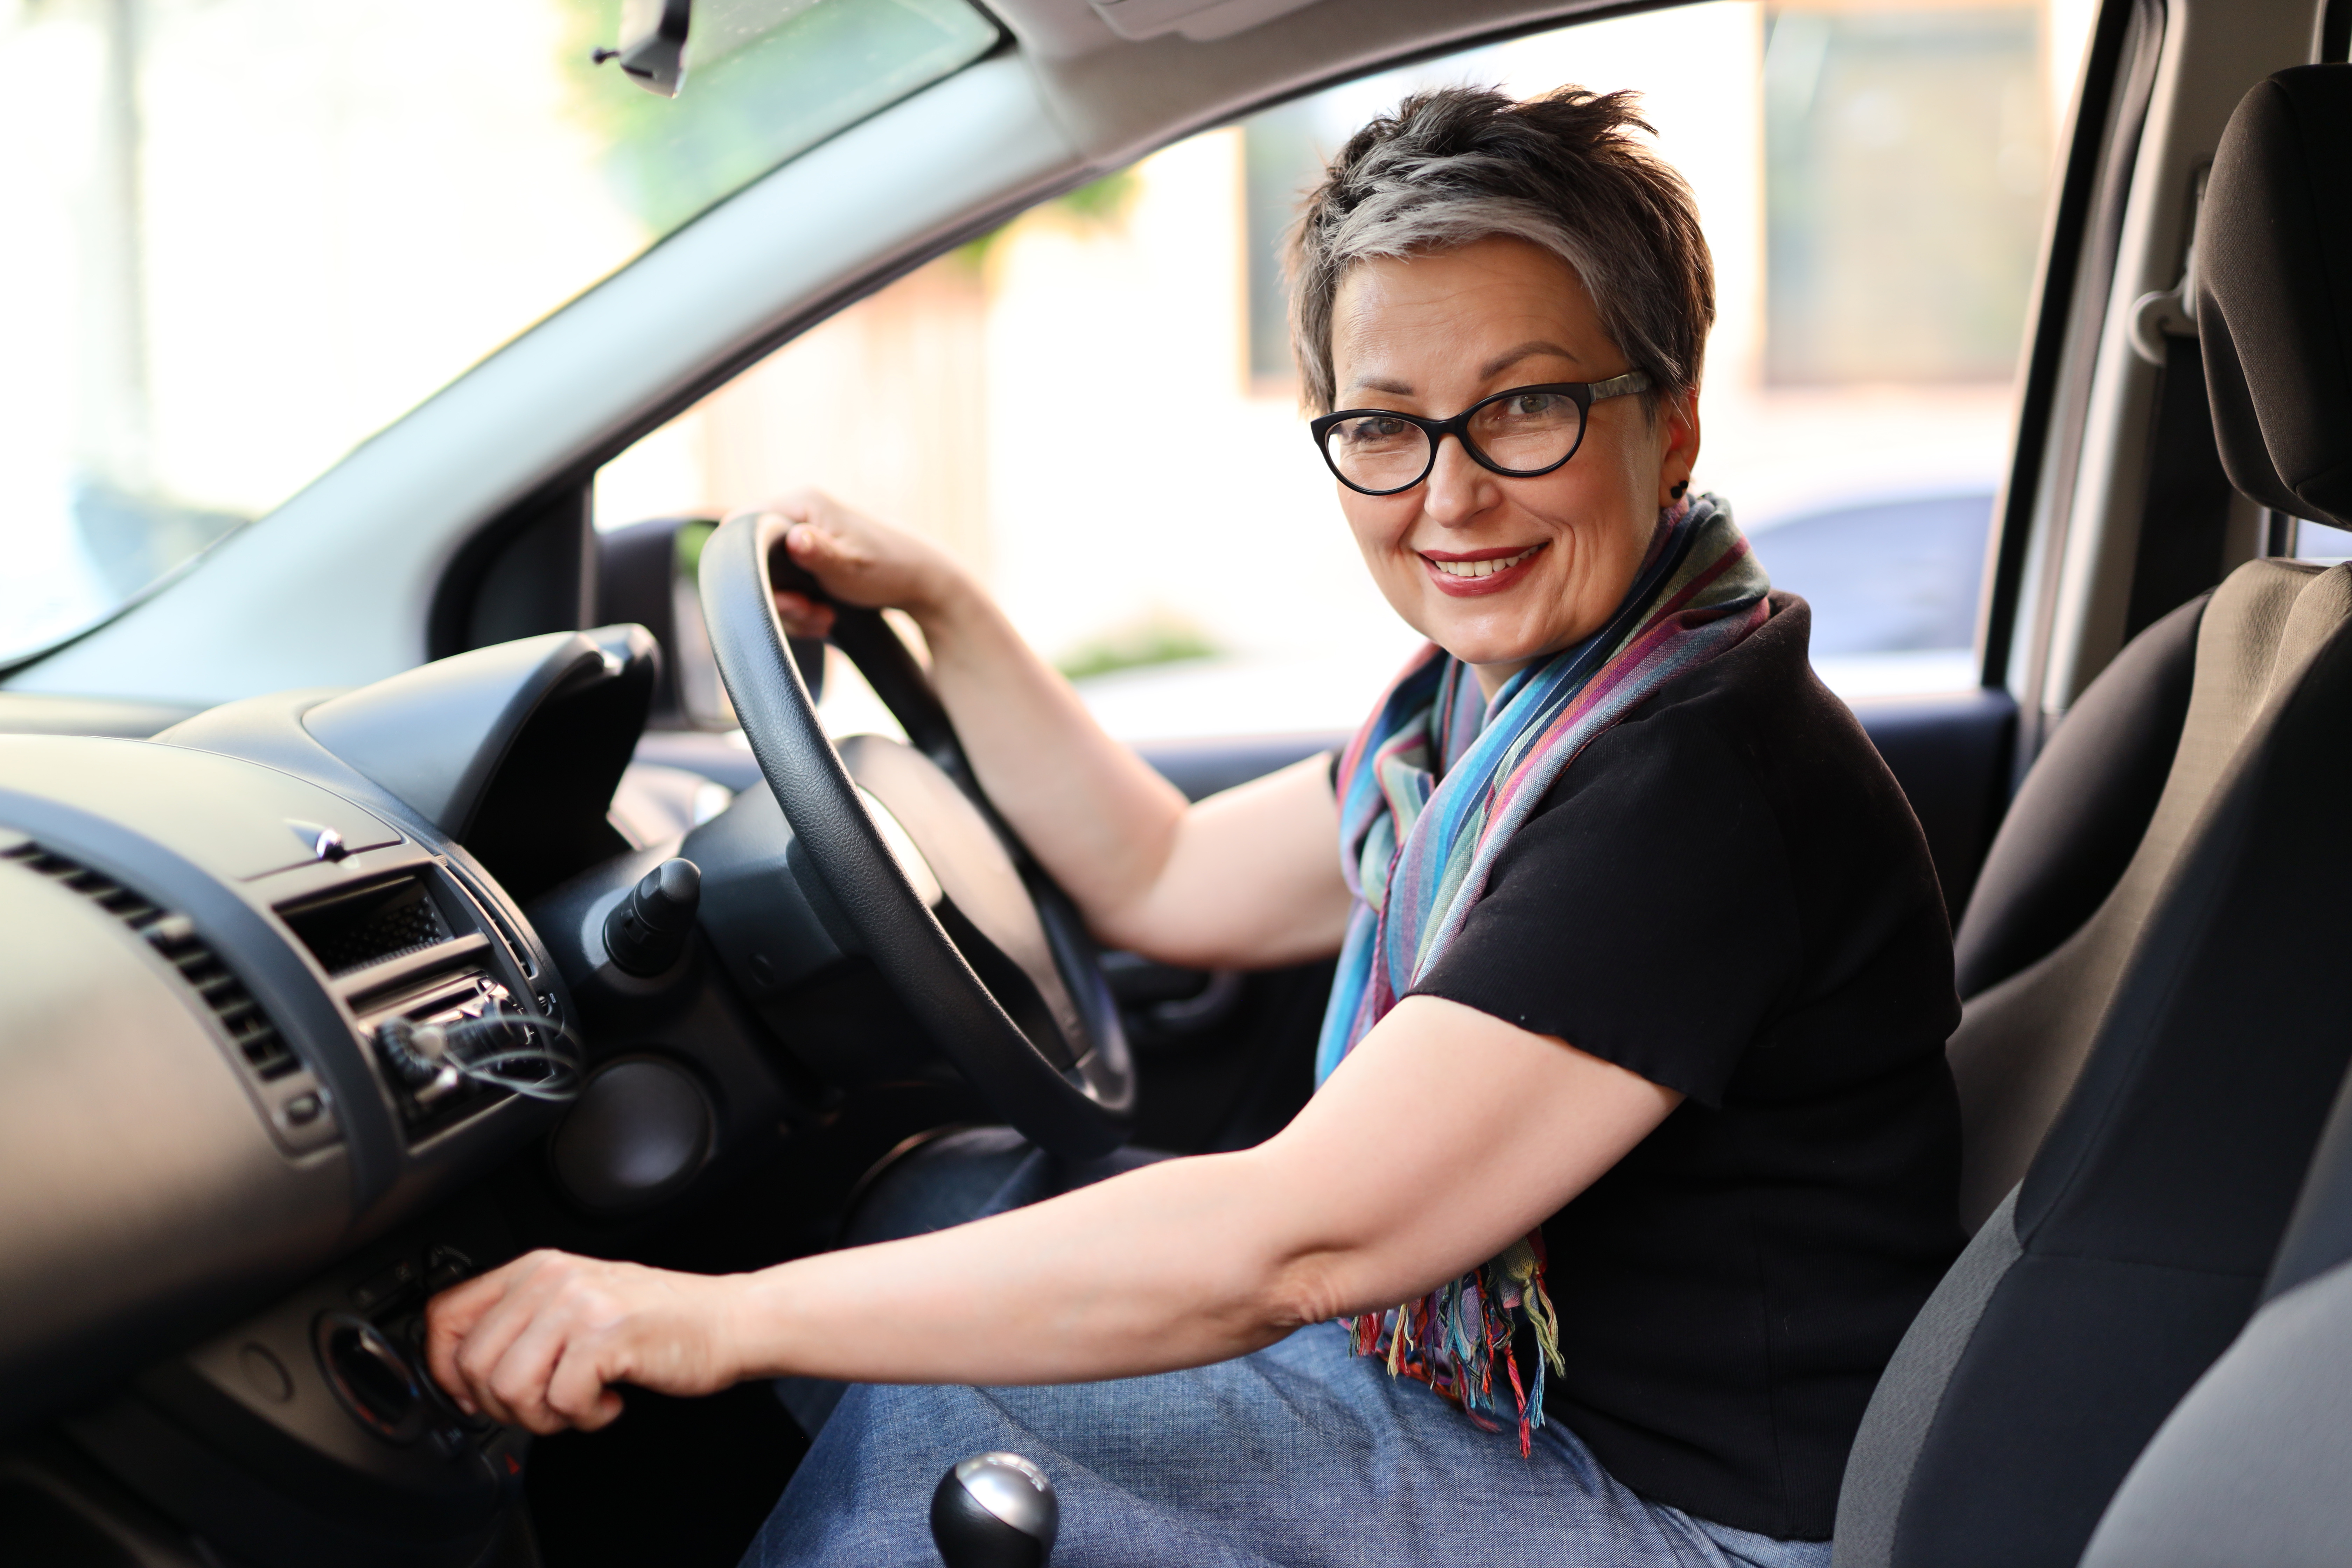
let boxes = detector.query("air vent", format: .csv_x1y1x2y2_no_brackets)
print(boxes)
281,874,451,976
2,841,300,1080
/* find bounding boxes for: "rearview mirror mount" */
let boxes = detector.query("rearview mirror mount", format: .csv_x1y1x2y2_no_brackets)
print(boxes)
598,0,692,97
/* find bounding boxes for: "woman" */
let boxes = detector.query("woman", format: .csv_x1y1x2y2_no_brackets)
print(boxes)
426,87,1962,1566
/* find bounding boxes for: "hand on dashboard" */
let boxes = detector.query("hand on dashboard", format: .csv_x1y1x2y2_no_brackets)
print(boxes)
422,1250,741,1434
755,488,968,640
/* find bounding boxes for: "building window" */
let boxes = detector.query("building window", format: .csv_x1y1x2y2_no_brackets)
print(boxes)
1763,6,2050,384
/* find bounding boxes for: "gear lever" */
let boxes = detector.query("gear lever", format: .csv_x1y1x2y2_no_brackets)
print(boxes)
930,1451,1059,1568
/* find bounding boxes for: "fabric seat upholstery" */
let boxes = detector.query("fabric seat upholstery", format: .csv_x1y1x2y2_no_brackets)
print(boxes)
1831,65,2352,1568
1949,592,2199,1006
1944,593,2201,1224
2080,1071,2352,1568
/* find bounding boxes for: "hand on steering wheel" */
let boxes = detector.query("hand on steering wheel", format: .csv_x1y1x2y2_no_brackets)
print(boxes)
759,490,953,643
699,507,1134,1157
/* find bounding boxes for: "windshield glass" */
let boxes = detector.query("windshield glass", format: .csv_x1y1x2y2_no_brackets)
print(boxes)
0,0,995,666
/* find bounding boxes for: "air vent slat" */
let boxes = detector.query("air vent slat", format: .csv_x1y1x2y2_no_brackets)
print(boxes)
280,873,452,976
240,1031,299,1079
4,840,300,1086
145,913,197,949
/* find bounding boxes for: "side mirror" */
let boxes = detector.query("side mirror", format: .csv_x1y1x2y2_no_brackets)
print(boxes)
596,516,824,730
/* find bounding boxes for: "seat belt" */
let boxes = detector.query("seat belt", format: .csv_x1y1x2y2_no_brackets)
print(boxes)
2123,173,2238,640
2124,331,2238,638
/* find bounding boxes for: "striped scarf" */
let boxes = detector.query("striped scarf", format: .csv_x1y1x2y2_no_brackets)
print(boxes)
1315,492,1771,1452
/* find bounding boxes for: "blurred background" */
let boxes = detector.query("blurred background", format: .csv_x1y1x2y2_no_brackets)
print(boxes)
4,0,2138,740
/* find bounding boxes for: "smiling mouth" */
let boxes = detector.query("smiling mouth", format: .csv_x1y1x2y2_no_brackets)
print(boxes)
1423,544,1544,579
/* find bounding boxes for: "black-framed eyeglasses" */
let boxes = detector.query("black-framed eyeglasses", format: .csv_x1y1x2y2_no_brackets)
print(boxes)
1309,372,1653,496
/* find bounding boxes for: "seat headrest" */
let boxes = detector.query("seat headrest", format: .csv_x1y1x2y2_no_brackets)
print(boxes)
2197,66,2352,530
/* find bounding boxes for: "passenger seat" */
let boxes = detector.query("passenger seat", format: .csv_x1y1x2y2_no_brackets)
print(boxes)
2079,1067,2352,1567
1830,64,2352,1568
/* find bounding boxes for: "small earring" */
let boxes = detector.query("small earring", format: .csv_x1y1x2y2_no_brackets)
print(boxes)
1670,480,1689,500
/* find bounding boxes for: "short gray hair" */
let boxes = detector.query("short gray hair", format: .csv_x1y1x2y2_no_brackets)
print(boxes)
1287,85,1714,417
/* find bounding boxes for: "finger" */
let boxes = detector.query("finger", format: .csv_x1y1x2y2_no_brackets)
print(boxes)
424,1265,525,1412
784,522,891,606
457,1314,531,1429
546,1338,629,1433
451,1254,571,1423
485,1309,581,1436
771,590,836,639
782,522,836,564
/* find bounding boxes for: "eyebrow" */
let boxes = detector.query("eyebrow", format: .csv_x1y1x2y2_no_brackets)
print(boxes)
1479,339,1584,379
1343,340,1587,401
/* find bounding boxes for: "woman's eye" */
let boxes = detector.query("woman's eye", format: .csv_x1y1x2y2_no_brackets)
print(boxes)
1500,393,1567,420
1341,417,1414,448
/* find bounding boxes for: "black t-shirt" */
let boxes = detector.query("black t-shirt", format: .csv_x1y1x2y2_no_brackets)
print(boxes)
1408,592,1964,1541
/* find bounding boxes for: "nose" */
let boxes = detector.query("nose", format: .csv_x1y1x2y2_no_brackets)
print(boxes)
1421,430,1497,525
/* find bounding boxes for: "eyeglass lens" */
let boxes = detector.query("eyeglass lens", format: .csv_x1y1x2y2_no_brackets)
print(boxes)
1323,390,1585,492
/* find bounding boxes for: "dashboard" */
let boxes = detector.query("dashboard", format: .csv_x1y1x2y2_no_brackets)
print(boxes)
0,624,825,1566
0,612,1282,1567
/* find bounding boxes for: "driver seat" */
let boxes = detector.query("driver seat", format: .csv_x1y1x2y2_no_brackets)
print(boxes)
1830,65,2352,1568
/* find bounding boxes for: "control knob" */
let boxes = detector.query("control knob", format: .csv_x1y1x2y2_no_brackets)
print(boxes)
603,857,700,976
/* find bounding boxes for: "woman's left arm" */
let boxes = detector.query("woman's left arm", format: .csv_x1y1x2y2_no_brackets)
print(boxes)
424,996,1681,1432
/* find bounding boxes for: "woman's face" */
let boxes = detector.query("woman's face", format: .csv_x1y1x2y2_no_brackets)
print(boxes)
1328,235,1699,696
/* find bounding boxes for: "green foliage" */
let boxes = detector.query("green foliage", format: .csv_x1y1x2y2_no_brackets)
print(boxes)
1055,612,1221,682
673,518,720,579
1054,168,1140,225
953,168,1141,273
552,0,1133,275
554,0,997,236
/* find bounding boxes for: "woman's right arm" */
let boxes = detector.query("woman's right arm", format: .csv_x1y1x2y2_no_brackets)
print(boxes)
755,492,1353,971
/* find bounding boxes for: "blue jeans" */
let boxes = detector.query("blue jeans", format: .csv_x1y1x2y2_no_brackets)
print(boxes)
746,1131,1830,1568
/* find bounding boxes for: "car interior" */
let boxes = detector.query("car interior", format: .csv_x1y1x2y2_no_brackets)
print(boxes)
4,0,2352,1564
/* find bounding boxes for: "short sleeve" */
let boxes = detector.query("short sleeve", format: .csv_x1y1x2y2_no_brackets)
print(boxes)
1409,707,1801,1107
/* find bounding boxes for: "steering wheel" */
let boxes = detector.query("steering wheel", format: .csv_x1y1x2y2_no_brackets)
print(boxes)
698,511,1134,1158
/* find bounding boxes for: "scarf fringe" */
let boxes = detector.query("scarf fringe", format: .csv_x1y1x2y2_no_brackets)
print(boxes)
1349,1235,1567,1457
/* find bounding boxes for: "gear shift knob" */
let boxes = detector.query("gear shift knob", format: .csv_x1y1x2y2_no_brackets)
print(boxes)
930,1451,1058,1567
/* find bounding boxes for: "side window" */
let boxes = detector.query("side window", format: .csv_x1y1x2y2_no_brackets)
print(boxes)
2298,520,2352,561
598,0,2096,738
1745,2,2074,697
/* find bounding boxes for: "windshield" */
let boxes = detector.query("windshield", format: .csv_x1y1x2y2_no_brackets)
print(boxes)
0,0,995,666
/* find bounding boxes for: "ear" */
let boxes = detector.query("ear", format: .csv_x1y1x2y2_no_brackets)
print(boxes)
1656,387,1701,507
